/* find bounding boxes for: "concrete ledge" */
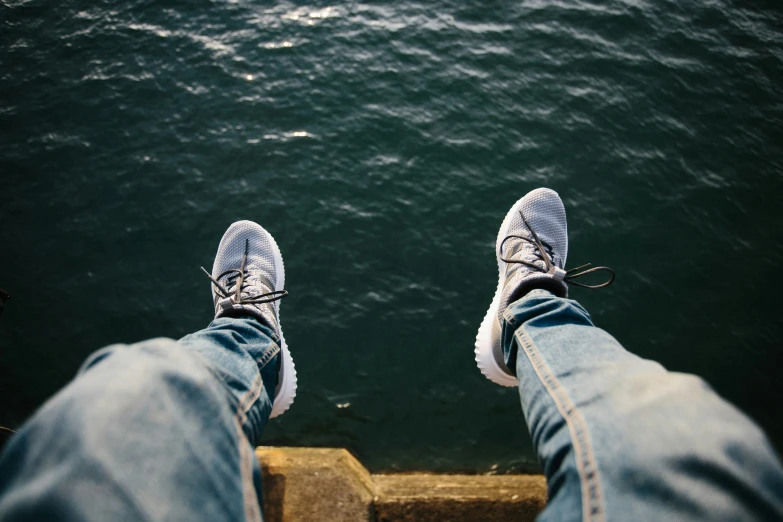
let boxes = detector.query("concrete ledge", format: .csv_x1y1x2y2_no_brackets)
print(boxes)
259,447,375,522
257,447,546,522
374,474,546,522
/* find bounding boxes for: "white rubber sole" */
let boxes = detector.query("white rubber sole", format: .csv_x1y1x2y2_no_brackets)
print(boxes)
259,225,297,419
474,196,525,387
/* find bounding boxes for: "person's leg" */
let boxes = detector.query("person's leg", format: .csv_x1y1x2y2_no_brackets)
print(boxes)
475,188,783,520
503,290,783,521
0,220,295,521
0,316,277,521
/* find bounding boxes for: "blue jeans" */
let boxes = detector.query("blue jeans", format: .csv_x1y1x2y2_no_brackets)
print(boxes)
0,317,279,522
503,290,783,521
2,293,782,521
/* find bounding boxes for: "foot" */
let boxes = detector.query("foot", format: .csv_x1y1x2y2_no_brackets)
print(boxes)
203,220,297,418
474,188,614,386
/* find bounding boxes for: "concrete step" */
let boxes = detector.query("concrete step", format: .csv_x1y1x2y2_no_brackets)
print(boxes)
258,447,546,522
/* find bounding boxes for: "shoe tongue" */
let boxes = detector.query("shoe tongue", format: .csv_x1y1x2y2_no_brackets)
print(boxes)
224,270,275,298
505,232,547,268
505,232,530,258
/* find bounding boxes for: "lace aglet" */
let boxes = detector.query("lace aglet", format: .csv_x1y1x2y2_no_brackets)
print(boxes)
566,263,592,274
201,266,231,297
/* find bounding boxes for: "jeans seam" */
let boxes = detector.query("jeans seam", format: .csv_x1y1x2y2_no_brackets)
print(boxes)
235,373,264,426
516,327,605,522
235,418,263,522
256,343,280,369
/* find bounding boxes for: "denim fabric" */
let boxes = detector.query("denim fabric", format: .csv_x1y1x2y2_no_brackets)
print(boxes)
2,296,783,522
0,316,278,522
503,289,783,522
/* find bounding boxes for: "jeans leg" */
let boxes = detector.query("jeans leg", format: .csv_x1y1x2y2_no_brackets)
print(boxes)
0,316,279,522
502,289,783,522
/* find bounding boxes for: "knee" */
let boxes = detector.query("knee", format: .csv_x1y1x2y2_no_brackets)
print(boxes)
47,339,223,432
604,371,780,486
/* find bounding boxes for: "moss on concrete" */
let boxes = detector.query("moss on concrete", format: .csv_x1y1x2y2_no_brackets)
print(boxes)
258,447,376,522
257,447,547,522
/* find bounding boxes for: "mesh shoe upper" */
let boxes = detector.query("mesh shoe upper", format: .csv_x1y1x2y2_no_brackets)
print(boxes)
210,220,284,335
496,188,569,321
477,187,615,385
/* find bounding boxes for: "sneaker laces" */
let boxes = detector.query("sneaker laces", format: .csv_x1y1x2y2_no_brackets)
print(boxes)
499,211,615,289
200,239,288,305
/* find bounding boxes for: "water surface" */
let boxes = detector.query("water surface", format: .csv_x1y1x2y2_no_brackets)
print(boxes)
2,0,782,472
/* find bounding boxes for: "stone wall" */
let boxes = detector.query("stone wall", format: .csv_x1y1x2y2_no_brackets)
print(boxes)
258,447,547,522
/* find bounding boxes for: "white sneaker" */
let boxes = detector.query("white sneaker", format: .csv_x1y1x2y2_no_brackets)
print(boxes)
474,188,614,387
203,220,296,418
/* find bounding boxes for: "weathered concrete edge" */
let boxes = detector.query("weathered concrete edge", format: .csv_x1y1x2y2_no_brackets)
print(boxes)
256,447,547,522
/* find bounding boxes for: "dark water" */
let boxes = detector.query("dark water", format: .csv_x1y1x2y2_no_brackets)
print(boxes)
2,0,782,472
